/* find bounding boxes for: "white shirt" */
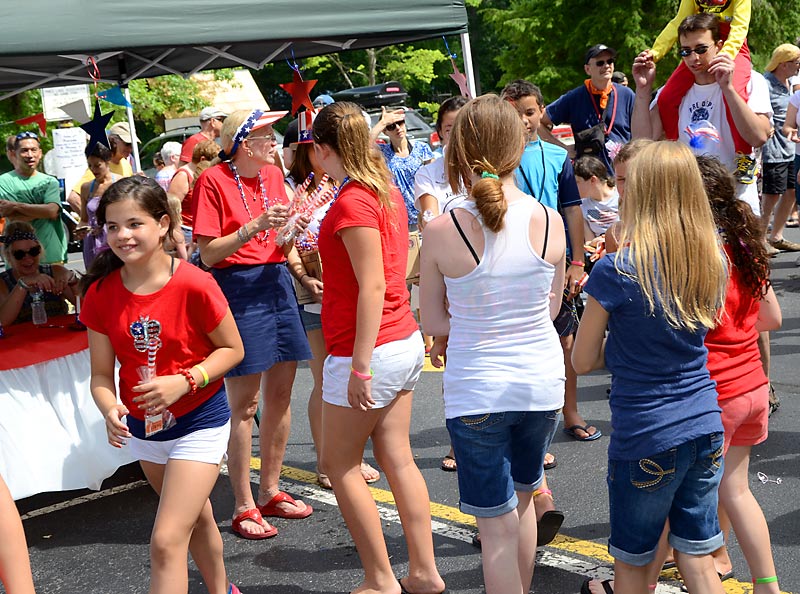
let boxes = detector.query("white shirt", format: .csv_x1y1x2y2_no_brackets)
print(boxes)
659,72,773,215
413,148,465,215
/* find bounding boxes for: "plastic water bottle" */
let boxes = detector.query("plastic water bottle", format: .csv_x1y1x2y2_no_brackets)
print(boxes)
31,290,47,325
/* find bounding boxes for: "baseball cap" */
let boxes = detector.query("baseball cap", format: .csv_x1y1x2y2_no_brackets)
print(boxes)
199,107,228,121
312,94,334,109
765,44,800,72
107,121,139,144
585,44,617,64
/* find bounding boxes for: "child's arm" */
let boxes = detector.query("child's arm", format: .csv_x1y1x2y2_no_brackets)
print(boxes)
584,220,595,246
571,296,609,374
420,215,451,338
0,474,36,594
755,285,781,333
720,0,751,60
131,310,244,414
88,329,132,448
650,0,696,62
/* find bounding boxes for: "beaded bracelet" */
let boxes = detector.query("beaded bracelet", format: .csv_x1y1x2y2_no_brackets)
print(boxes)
350,366,374,381
193,364,210,388
236,225,251,243
179,368,198,396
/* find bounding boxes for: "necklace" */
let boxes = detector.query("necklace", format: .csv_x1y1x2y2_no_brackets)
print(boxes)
319,176,351,228
228,161,271,245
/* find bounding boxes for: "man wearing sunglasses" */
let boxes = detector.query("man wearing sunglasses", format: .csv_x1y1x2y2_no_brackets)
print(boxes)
0,132,67,264
631,13,772,216
539,44,636,176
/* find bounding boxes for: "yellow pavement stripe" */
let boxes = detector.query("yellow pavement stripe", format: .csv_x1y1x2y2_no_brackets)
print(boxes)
260,459,788,594
423,357,443,373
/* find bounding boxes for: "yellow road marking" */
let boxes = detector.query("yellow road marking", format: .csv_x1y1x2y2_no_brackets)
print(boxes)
423,357,443,373
259,459,787,594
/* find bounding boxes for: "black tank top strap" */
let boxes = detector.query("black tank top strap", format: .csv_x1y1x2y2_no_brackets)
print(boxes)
540,201,549,260
450,209,480,265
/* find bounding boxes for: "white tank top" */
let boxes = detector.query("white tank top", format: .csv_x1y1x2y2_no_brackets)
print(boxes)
442,197,565,419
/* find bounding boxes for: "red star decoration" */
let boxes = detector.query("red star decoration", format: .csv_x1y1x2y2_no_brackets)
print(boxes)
279,70,317,115
449,58,472,99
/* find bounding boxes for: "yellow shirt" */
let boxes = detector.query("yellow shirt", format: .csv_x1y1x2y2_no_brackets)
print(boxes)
71,158,133,194
651,0,750,62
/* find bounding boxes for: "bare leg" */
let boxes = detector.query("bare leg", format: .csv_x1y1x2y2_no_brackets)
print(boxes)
719,445,780,593
372,391,444,594
141,459,230,594
767,192,796,243
322,401,396,594
477,512,525,594
674,551,725,594
224,373,270,537
305,329,327,478
0,474,36,594
761,193,781,237
561,334,598,439
256,361,309,515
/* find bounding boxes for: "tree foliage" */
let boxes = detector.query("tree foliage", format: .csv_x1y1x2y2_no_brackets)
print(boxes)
475,0,800,101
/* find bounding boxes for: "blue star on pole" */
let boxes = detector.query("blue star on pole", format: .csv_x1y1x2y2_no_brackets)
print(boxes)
279,69,317,115
80,100,115,156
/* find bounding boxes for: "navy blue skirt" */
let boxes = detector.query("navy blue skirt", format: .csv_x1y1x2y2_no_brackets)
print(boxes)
212,263,312,376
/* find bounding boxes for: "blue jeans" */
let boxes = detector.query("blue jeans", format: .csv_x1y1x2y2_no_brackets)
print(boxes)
607,432,725,566
447,410,560,518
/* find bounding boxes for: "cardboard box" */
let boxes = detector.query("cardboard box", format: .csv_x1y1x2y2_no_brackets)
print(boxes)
294,251,322,305
406,231,421,283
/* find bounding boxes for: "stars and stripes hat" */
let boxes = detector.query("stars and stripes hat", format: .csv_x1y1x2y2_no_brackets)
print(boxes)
224,109,288,159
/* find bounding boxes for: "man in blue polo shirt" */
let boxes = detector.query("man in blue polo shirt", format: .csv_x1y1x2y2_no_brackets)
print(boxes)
540,44,635,175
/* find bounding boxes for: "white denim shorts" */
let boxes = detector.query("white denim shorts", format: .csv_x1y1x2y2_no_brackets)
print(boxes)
322,331,425,409
128,421,231,465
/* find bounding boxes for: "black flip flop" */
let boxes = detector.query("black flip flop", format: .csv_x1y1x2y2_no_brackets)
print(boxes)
440,455,457,472
537,510,564,546
581,578,614,594
399,578,448,594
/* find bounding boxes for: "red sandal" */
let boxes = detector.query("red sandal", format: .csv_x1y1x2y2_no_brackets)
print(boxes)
257,491,313,519
231,508,277,540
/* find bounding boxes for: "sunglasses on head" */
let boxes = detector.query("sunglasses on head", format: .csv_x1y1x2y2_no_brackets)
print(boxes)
385,120,406,132
12,246,41,260
679,45,711,57
593,58,615,67
15,131,38,140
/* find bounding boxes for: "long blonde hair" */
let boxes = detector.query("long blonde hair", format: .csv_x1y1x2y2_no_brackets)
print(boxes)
312,102,393,210
446,94,526,232
616,141,726,331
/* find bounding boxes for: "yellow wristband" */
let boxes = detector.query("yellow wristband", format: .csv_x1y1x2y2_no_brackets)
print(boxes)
193,364,210,388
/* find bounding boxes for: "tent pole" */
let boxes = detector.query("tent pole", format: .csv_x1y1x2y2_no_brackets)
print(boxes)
460,32,477,98
123,87,140,173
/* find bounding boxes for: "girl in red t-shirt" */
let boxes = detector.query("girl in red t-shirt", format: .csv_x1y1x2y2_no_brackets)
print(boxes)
312,102,446,594
80,176,245,594
697,156,782,592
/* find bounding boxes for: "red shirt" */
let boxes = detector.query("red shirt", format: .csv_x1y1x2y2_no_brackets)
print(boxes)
318,181,418,356
80,261,230,420
180,132,208,164
705,246,768,400
192,163,288,267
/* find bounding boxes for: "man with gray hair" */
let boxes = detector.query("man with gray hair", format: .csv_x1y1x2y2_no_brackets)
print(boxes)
155,141,182,191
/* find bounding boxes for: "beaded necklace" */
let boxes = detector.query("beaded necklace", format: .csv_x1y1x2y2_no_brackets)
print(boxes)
228,161,271,245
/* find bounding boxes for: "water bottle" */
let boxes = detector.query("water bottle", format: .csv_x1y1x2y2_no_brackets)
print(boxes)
31,290,47,325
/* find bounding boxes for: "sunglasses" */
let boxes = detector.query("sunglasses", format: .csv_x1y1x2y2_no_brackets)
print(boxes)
247,133,277,143
593,58,615,67
679,45,711,57
15,131,38,140
385,120,406,132
12,246,41,260
214,116,227,122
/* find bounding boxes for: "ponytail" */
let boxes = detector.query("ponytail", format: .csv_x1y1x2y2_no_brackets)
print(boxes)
473,171,507,233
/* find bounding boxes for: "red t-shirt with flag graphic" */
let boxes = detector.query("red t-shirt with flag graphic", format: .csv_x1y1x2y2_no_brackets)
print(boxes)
81,261,229,421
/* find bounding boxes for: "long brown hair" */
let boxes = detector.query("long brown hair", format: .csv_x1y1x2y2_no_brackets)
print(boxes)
695,155,770,298
312,102,393,210
446,94,526,233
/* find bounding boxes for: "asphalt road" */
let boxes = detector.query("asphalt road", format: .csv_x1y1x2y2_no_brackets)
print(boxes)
12,239,800,594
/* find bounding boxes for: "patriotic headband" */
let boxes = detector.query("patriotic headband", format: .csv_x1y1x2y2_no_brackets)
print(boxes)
1,230,38,245
220,109,289,160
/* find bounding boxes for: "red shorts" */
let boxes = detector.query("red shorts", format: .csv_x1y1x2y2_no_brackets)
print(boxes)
719,383,769,453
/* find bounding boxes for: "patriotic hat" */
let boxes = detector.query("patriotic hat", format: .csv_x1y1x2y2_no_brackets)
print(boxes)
296,110,316,144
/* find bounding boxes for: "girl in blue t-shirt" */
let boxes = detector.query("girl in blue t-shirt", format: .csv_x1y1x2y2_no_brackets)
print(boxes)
572,141,728,594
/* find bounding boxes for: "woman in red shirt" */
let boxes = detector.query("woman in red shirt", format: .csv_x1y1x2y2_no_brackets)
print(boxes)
313,102,446,594
192,110,314,540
